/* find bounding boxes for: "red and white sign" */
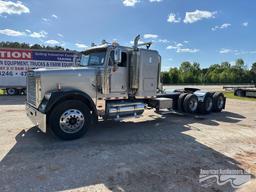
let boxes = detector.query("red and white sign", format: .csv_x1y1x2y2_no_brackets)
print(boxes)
0,49,32,60
0,48,79,80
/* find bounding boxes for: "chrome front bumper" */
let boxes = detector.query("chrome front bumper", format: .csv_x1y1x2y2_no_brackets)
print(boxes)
26,103,47,132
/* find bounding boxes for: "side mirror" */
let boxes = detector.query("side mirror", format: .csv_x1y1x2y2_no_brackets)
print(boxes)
114,48,122,64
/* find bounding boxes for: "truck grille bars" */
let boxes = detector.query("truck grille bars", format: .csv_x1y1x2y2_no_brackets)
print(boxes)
27,73,37,107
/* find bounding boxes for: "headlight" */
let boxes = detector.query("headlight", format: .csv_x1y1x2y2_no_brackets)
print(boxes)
38,92,51,112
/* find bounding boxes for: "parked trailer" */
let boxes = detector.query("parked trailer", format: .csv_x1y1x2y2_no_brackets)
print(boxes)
0,48,81,95
223,85,255,91
234,88,256,98
25,35,226,140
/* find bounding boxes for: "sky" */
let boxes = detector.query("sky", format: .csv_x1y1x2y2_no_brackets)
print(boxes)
0,0,255,70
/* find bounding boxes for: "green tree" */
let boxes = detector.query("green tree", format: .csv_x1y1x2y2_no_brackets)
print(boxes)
235,59,245,69
221,61,231,69
204,64,220,83
160,72,171,84
0,41,65,50
179,61,200,83
169,67,180,84
251,63,256,74
30,44,43,49
250,63,256,83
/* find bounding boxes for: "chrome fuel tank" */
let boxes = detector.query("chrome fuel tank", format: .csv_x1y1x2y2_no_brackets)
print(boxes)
106,101,144,119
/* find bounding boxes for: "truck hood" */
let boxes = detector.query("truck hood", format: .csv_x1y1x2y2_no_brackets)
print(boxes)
34,67,100,98
34,66,97,74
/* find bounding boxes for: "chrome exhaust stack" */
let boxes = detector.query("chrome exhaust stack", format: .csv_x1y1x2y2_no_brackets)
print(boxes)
133,35,152,50
133,35,141,50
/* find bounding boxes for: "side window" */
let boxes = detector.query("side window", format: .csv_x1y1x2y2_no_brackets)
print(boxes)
119,52,127,67
108,51,114,66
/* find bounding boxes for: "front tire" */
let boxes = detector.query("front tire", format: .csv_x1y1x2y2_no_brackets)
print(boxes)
48,100,91,140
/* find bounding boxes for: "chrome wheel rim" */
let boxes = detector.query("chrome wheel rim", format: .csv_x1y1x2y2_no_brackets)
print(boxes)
7,88,16,95
189,98,198,112
59,109,85,134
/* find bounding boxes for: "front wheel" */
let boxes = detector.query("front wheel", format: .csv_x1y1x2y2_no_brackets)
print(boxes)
48,100,91,140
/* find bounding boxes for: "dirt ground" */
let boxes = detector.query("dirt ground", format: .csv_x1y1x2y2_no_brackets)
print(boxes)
0,96,256,192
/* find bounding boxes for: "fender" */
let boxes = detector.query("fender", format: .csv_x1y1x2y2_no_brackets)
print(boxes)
184,87,201,93
193,91,214,102
38,90,98,119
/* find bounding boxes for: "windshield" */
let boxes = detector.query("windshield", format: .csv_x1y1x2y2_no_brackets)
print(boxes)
79,50,106,66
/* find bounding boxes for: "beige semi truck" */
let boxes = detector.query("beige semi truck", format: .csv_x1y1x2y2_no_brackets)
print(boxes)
25,35,226,140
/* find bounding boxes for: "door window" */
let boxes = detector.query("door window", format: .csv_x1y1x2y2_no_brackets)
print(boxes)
118,52,127,67
108,51,127,67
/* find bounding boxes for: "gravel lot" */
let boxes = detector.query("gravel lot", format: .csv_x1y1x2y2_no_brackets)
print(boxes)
0,96,256,192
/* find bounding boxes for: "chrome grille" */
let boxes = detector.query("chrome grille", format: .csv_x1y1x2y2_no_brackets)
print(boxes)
27,74,37,106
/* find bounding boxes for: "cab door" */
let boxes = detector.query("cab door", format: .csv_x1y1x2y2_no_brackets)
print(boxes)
109,50,128,94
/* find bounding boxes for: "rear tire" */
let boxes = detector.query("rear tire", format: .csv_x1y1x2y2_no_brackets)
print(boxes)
234,89,245,97
183,94,198,113
178,93,188,112
198,93,213,114
212,92,225,112
48,100,91,140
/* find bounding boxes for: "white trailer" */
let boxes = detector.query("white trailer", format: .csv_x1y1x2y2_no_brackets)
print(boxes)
0,48,80,95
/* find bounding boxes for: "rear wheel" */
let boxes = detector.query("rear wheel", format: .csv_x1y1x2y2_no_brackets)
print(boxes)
183,94,198,113
48,100,91,140
234,89,245,97
198,93,213,114
178,93,188,112
212,92,225,112
6,88,17,96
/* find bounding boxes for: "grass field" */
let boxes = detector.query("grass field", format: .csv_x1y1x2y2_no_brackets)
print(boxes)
224,91,256,101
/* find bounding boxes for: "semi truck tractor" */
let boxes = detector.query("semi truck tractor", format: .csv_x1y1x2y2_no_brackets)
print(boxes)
0,48,80,95
25,35,226,140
